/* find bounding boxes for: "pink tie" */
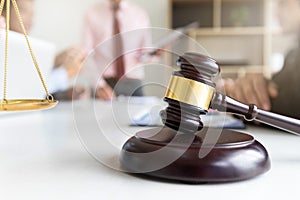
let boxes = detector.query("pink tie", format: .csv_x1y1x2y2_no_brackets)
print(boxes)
112,3,125,80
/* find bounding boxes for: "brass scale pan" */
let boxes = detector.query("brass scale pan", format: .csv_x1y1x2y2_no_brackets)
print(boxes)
0,99,58,111
0,0,58,112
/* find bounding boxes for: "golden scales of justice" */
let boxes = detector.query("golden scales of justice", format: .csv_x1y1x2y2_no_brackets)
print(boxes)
0,0,58,111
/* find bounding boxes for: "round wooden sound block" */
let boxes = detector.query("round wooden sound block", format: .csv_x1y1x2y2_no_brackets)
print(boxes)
120,127,270,183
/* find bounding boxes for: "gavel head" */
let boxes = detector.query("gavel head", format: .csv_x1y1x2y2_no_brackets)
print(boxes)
160,52,220,134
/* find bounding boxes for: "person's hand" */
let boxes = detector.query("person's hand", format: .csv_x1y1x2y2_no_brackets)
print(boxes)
0,16,6,29
152,49,167,57
224,74,279,111
52,86,90,101
0,16,5,41
95,84,114,100
55,47,85,66
71,86,91,100
55,47,87,78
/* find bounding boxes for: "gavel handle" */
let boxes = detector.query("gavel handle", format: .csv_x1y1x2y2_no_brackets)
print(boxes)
212,92,300,135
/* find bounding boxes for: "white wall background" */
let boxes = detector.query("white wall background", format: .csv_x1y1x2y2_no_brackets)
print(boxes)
31,0,169,51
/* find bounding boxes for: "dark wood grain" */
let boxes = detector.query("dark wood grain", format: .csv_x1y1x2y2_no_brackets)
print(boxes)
121,127,270,183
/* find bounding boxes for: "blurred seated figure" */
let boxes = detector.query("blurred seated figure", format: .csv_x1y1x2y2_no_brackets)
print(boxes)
49,47,88,100
0,0,89,100
82,0,151,100
221,0,300,119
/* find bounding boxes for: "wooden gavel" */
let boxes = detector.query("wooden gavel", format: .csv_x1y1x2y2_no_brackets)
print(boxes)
121,52,275,183
160,52,300,135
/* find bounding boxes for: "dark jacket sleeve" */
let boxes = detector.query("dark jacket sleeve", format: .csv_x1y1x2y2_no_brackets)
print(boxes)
271,49,300,119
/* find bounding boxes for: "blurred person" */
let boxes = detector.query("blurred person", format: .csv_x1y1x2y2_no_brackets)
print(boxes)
82,0,151,100
222,0,300,119
49,47,88,100
0,0,88,100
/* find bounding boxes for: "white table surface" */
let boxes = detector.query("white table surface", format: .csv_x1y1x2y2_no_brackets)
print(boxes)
1,99,300,200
